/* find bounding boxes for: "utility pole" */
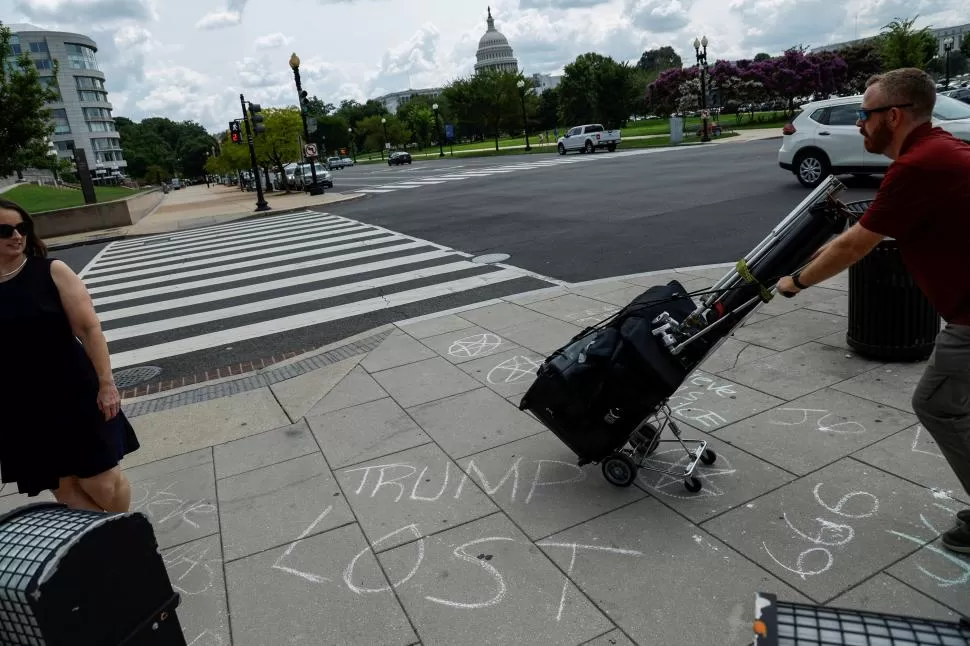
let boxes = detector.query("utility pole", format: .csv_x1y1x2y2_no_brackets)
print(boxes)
240,93,270,212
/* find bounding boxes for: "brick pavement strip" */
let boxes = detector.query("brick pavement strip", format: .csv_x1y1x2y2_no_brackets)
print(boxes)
3,264,967,645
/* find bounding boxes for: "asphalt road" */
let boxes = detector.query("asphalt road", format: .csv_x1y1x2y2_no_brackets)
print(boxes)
324,139,881,282
52,139,879,390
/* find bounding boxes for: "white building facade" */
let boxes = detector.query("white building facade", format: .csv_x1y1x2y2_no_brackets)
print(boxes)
8,24,127,177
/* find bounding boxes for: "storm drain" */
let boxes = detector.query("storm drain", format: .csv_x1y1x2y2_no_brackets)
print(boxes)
113,366,163,389
471,253,511,264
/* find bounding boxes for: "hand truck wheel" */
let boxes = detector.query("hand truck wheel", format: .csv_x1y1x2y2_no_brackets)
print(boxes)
684,476,702,493
700,449,717,465
601,454,637,487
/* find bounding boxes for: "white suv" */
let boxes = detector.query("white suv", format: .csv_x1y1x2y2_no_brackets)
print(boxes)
778,93,970,188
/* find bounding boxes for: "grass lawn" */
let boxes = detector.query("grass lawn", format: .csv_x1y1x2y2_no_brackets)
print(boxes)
355,130,739,163
354,112,784,163
2,184,147,213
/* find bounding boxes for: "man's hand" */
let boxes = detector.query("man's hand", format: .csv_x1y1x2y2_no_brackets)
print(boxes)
776,276,801,298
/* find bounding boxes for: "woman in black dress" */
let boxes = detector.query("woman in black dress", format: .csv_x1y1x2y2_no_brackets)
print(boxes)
0,198,139,511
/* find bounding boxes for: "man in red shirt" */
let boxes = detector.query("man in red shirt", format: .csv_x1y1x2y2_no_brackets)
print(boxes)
776,68,970,552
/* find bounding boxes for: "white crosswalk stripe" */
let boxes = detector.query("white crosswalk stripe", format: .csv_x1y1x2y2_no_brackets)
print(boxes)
350,146,679,195
82,211,556,370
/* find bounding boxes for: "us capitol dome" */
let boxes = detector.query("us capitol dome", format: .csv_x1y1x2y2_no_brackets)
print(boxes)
474,7,518,74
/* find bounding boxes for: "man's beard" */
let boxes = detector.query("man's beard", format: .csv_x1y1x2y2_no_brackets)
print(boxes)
862,120,892,155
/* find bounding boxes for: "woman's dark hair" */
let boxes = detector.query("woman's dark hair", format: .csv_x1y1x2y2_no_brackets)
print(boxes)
0,199,47,258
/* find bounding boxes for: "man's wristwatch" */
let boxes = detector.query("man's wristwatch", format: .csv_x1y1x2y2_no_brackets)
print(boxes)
792,271,808,290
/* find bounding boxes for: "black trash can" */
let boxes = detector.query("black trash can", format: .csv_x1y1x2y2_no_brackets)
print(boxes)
843,200,941,362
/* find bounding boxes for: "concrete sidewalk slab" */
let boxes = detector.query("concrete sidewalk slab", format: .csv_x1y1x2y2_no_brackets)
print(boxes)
7,261,967,645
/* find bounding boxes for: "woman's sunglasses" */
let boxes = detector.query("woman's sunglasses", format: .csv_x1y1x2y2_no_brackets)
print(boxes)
0,222,30,239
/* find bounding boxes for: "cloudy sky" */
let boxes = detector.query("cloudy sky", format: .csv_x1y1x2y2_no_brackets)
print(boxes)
8,0,965,133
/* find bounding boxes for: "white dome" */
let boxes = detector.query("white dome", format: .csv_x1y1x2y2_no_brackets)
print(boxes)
474,7,518,74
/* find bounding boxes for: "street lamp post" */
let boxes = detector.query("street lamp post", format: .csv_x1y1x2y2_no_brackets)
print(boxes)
432,103,444,157
289,53,323,195
381,117,388,160
943,37,954,89
347,128,356,162
516,79,531,151
693,35,711,143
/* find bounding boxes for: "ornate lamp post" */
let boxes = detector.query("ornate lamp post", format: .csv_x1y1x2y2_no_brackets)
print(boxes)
347,127,356,162
381,117,388,160
693,35,711,143
432,103,444,157
516,79,531,151
289,52,322,195
943,37,954,89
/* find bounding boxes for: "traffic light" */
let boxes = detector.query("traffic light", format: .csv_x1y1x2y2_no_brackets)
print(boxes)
300,90,309,114
250,103,265,134
229,121,242,144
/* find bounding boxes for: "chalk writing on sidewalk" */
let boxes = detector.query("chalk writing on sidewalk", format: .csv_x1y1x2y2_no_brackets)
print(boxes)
668,373,736,429
487,356,541,385
342,457,588,506
911,425,944,459
769,408,867,435
886,501,970,589
186,630,227,646
449,333,502,358
131,480,217,530
638,448,737,499
163,541,221,596
537,542,642,621
762,483,878,580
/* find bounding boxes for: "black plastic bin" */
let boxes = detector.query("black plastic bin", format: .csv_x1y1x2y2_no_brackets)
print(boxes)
843,200,941,362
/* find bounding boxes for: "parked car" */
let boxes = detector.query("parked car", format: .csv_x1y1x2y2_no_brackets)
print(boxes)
388,151,412,166
327,157,354,170
285,162,332,190
778,93,970,187
557,124,621,154
943,87,970,105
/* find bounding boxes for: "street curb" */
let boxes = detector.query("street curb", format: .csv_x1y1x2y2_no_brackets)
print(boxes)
46,192,366,251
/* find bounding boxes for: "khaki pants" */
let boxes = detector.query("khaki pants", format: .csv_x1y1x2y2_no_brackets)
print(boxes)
912,324,970,498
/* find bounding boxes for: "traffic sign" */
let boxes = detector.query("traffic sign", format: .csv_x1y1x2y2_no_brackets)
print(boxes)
303,143,318,158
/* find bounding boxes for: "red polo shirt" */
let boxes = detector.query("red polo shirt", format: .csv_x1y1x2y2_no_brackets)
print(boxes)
859,122,970,325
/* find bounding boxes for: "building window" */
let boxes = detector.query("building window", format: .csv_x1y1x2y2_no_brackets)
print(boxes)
34,58,52,71
54,141,75,153
29,42,49,54
75,76,106,91
87,121,116,132
95,151,125,163
92,137,122,151
39,76,60,100
78,89,109,103
65,43,100,70
51,109,71,134
83,107,112,120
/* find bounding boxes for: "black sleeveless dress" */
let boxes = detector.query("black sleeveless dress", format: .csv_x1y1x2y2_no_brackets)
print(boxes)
0,256,139,496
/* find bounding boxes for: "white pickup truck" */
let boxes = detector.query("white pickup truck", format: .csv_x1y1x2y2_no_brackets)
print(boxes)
557,124,621,155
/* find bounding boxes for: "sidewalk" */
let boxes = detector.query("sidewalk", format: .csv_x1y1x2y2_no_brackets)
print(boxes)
44,183,364,249
2,263,962,646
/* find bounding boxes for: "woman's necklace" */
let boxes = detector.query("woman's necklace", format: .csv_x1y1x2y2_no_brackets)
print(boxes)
0,256,27,278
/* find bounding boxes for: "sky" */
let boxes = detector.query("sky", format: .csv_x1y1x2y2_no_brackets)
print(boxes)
6,0,966,134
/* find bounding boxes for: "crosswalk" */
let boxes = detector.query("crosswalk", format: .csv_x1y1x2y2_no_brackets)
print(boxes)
79,211,555,370
350,147,664,195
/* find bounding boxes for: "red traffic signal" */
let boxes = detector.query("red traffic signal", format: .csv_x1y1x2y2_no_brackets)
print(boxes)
229,121,242,144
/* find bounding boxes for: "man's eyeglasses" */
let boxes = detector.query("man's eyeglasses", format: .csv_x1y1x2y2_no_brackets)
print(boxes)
856,103,914,121
0,222,30,239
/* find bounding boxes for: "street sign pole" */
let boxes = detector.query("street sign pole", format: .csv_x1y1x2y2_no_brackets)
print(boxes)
240,94,270,212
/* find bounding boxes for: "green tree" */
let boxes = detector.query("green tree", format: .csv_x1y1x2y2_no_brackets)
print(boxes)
559,53,639,128
0,23,62,178
253,107,302,191
878,16,938,70
835,41,884,93
962,36,970,59
636,46,683,73
441,76,487,143
754,52,772,62
115,116,216,181
356,114,411,153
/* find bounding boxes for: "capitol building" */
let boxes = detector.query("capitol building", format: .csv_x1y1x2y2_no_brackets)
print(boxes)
474,7,518,74
374,7,558,114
